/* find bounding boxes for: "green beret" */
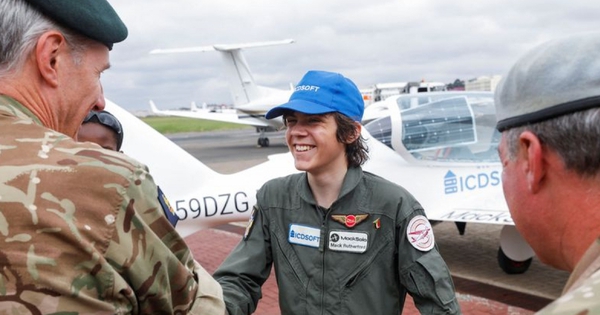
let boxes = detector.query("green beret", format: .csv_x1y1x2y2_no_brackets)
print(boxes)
23,0,128,50
495,32,600,131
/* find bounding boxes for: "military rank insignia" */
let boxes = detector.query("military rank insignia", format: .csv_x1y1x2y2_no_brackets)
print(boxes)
157,186,179,227
331,214,369,228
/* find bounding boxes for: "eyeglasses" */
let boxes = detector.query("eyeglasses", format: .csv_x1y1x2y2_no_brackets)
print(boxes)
83,110,124,150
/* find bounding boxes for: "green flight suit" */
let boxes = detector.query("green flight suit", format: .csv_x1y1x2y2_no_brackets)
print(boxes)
214,167,461,315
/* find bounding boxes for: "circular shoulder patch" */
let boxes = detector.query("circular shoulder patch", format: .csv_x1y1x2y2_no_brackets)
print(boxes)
406,215,435,251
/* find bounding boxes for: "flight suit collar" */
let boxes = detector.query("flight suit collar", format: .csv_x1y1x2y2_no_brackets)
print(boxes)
0,95,44,125
296,167,364,206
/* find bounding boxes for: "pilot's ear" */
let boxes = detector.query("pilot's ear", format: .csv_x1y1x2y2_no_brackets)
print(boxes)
346,122,362,144
519,131,545,193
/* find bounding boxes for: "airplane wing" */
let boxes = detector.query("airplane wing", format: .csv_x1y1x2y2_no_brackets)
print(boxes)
149,39,295,55
149,100,274,128
110,92,534,273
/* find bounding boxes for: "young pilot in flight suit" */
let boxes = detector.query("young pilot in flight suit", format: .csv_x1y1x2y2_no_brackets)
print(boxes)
214,70,461,315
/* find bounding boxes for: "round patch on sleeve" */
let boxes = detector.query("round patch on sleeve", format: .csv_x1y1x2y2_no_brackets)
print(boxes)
406,215,435,251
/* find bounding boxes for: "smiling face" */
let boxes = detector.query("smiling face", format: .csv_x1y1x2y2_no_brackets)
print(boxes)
284,112,348,176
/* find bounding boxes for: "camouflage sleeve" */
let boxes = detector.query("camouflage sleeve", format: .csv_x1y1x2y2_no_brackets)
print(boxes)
104,163,225,313
0,102,224,313
536,269,600,314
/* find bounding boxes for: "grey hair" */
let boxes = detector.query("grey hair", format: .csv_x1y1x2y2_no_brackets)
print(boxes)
504,107,600,177
0,0,90,78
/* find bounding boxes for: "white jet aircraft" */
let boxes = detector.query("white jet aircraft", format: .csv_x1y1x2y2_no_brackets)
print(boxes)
105,90,536,274
148,39,295,147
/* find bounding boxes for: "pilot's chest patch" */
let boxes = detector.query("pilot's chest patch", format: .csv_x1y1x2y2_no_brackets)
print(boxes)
331,214,369,228
289,224,320,248
407,215,435,251
328,230,368,253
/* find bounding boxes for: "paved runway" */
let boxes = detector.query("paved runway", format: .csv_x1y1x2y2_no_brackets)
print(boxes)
170,128,570,312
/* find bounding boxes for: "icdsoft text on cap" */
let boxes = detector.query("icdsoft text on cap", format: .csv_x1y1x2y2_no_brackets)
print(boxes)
265,70,364,122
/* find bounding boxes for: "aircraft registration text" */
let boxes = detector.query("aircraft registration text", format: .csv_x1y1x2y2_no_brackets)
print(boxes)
174,192,250,220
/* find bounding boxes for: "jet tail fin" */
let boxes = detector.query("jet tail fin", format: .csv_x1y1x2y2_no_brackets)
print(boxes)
150,39,295,107
148,100,164,115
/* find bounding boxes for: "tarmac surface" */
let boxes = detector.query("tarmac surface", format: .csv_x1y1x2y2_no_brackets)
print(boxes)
170,129,571,314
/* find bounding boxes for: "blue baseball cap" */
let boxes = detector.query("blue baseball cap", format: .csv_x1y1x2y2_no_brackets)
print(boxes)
265,70,364,122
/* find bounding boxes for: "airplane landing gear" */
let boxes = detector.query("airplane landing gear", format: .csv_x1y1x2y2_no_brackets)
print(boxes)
497,247,532,274
498,225,535,274
256,127,274,148
258,137,270,147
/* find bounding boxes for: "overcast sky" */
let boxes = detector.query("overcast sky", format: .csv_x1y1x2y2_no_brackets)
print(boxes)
103,0,600,111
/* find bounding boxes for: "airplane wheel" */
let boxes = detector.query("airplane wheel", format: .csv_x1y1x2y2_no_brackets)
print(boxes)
258,138,270,147
497,247,532,274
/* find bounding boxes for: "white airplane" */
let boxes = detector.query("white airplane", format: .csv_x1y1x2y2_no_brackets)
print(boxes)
148,39,295,147
105,90,536,274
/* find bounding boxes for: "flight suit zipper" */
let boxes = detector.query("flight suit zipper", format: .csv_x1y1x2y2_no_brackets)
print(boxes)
318,205,333,315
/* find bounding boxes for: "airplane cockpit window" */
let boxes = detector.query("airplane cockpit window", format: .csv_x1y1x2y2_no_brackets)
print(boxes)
364,92,500,163
401,96,476,152
365,116,392,148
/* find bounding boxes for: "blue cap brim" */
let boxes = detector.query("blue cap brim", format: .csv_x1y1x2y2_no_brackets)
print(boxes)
265,99,336,119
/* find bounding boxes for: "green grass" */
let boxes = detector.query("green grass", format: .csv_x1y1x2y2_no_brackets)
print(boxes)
141,116,251,134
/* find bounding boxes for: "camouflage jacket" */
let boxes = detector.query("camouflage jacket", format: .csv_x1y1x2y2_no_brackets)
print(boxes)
0,96,224,314
536,237,600,314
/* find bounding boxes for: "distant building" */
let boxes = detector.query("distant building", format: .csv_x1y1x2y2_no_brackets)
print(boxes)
465,75,502,92
360,81,447,107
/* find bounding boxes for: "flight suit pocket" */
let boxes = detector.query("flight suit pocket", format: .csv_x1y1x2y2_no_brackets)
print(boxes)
341,232,392,288
272,225,309,295
339,240,395,315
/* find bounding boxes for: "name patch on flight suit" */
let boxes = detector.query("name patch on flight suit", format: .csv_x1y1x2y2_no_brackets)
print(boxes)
328,230,368,253
288,224,320,248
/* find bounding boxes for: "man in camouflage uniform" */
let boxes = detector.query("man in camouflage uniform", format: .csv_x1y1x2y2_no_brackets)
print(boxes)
495,32,600,314
0,0,224,313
